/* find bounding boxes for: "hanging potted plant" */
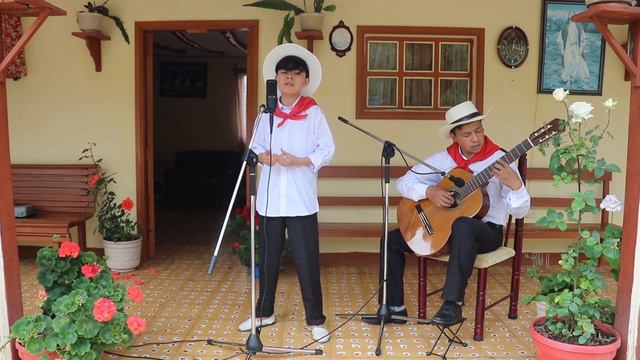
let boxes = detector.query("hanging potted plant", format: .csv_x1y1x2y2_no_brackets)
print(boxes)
524,89,622,359
80,142,141,272
243,0,336,44
77,1,130,44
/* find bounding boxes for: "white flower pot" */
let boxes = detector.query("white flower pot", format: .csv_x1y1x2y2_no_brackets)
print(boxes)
103,237,142,272
77,12,103,32
584,0,632,7
298,13,324,31
534,301,548,318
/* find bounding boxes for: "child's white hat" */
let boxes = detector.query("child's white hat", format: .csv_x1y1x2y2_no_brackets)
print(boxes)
262,43,322,96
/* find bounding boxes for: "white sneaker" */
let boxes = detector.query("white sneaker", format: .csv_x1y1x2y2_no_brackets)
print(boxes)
311,325,330,343
237,315,276,332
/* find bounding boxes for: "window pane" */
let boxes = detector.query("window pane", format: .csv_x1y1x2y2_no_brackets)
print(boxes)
439,78,469,107
440,43,469,72
369,42,398,71
405,42,433,71
368,77,397,107
404,78,433,107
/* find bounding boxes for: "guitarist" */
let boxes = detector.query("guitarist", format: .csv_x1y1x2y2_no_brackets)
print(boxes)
365,101,531,326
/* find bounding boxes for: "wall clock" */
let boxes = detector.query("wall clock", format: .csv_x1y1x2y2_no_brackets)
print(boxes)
329,20,353,57
497,26,529,69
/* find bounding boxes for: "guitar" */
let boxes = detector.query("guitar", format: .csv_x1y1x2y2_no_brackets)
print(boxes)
397,118,563,256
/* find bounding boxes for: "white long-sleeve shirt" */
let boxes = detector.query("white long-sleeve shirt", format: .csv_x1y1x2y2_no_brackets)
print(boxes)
251,97,335,217
396,148,530,226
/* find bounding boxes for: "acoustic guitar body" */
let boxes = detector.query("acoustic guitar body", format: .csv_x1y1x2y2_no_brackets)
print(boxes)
397,168,483,256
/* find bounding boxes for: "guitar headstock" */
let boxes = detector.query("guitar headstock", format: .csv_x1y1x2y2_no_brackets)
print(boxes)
528,118,564,146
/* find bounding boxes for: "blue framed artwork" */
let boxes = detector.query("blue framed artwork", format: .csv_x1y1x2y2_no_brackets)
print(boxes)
160,62,208,98
537,0,605,95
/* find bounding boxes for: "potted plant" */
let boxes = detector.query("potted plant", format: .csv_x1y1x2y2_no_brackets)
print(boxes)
77,1,130,44
80,142,141,272
524,89,622,359
243,0,336,44
227,205,260,275
1,238,146,359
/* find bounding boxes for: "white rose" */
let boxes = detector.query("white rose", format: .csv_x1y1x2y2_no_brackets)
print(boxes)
552,88,569,102
600,194,624,212
569,101,594,123
603,98,618,110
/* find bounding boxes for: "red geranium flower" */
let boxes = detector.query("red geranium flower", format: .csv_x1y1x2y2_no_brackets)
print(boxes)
81,263,101,278
37,288,47,301
127,286,143,303
127,316,147,334
121,197,134,211
93,298,117,322
89,174,100,188
134,279,145,286
234,241,241,249
111,271,121,281
58,241,80,258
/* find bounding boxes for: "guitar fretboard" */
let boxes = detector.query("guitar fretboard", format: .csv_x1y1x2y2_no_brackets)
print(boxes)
454,139,533,200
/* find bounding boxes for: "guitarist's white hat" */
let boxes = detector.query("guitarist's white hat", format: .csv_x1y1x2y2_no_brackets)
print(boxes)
438,101,487,139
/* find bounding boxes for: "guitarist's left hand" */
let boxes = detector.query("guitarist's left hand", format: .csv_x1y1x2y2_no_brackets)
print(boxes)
492,159,523,191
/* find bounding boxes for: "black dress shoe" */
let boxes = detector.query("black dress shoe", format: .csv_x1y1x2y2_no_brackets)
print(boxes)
432,301,462,326
362,308,408,325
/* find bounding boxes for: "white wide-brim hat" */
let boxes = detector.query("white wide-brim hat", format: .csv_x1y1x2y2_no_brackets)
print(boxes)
262,43,322,97
437,101,487,139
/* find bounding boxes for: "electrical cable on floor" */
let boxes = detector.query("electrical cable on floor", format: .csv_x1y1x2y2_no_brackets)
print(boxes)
103,283,381,359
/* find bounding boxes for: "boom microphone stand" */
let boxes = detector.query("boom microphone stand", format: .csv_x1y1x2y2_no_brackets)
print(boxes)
206,105,321,359
334,116,446,356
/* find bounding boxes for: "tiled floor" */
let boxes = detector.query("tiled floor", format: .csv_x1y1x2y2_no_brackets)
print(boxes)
18,210,617,359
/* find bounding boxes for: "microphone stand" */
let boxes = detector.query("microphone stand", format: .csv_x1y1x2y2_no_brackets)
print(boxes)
206,106,321,359
334,116,443,357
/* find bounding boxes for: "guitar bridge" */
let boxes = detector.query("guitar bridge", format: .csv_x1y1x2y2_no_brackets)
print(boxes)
414,203,434,235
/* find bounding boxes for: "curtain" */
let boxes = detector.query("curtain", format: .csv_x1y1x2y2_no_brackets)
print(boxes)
234,67,247,147
1,15,27,79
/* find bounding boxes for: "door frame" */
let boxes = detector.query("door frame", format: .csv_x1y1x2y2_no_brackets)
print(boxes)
134,20,259,259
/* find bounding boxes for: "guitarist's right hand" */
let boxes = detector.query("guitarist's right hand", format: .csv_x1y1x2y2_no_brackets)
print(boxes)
426,186,455,208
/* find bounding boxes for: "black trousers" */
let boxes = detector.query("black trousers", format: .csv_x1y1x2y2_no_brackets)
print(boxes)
380,217,503,306
255,213,326,326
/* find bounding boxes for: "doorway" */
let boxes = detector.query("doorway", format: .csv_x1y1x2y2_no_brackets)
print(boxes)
135,20,258,259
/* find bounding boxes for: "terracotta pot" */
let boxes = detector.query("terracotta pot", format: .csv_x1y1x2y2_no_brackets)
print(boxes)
530,317,621,360
15,341,58,360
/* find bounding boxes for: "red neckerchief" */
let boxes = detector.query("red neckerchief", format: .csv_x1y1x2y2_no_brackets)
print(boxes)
446,136,500,173
274,96,317,128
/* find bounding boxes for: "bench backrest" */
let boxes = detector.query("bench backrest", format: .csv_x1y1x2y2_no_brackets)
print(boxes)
318,165,407,207
12,164,99,215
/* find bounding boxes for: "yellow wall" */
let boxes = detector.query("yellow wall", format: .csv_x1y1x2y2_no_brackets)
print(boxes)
7,0,631,250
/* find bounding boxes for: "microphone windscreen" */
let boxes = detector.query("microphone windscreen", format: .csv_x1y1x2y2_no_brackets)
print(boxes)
266,79,277,113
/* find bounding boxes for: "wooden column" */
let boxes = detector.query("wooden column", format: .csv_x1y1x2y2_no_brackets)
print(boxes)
573,6,640,360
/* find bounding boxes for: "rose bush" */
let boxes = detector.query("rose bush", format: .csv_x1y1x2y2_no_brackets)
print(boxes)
525,88,621,345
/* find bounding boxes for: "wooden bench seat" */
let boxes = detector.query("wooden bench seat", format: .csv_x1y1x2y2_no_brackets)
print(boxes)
12,164,99,249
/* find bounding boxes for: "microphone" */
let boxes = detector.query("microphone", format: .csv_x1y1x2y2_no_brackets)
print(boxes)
338,116,349,124
266,79,277,133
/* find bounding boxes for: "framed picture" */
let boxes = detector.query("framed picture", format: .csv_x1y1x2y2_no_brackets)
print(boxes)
160,62,208,98
537,0,605,95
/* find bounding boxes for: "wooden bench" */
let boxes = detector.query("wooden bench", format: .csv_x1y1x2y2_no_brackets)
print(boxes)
317,165,407,238
317,165,616,248
12,164,99,249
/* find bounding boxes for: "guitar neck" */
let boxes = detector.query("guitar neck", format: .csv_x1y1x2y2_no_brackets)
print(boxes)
455,138,533,200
